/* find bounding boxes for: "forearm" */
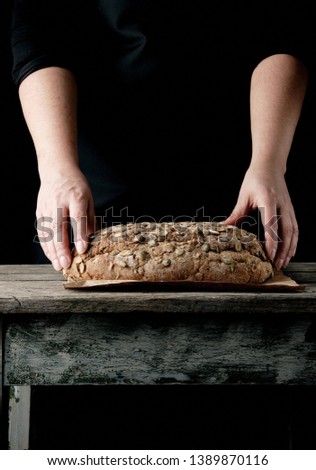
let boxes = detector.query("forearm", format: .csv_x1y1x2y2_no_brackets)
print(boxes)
249,54,308,175
18,66,95,268
226,54,308,267
18,66,79,178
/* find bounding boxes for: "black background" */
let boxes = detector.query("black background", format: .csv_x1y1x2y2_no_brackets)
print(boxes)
1,1,315,264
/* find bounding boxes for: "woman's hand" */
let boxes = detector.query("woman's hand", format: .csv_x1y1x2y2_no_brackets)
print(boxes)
225,165,298,270
36,167,95,271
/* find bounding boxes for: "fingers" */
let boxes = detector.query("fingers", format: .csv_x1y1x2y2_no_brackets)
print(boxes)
35,170,96,271
259,203,279,263
226,168,298,270
70,197,95,255
274,209,299,270
226,195,297,268
36,208,71,271
37,198,95,271
260,201,298,270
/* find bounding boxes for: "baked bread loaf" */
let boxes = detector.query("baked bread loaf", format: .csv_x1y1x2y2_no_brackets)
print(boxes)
63,221,274,284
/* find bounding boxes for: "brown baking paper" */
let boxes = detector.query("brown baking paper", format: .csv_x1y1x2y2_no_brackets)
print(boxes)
63,270,306,292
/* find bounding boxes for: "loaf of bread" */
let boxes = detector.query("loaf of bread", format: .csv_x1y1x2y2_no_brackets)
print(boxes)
63,221,274,284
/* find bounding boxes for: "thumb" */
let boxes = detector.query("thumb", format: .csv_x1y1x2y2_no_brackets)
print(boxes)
224,199,250,227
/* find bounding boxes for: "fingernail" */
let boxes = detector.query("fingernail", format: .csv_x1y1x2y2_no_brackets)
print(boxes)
270,248,277,261
284,257,291,268
52,258,61,271
60,255,70,269
76,241,85,254
276,259,284,271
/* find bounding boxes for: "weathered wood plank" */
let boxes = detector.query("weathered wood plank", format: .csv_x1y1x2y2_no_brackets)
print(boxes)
285,263,316,283
1,287,316,314
285,262,316,272
0,263,316,314
1,283,316,314
4,314,316,386
0,265,56,275
0,264,61,280
0,274,62,281
8,385,31,450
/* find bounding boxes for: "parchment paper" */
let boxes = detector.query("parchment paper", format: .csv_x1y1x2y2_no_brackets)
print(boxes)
63,270,306,292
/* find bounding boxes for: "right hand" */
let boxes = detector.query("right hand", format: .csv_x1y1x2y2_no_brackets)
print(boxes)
36,167,95,271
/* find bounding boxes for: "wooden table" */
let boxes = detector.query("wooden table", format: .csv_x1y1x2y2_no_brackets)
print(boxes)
1,263,316,449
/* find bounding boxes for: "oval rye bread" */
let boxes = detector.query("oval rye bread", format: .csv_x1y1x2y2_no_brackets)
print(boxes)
63,221,274,284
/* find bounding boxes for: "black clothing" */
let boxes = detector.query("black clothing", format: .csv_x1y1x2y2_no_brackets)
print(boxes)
10,1,314,221
10,1,313,88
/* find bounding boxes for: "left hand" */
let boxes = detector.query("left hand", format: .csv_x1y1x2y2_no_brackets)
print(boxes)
224,165,298,270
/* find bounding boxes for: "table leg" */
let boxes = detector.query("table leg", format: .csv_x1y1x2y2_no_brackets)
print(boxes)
8,385,31,450
0,318,3,449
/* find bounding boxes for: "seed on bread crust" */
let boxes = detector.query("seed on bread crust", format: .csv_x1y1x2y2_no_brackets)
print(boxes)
63,221,274,284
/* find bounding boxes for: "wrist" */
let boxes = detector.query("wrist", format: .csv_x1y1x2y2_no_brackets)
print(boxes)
248,156,287,177
38,157,81,181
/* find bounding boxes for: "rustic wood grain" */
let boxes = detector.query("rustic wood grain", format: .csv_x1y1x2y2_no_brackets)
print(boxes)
1,283,316,314
4,313,316,386
1,262,316,450
8,386,31,450
0,263,315,314
0,265,59,275
285,263,316,283
2,263,316,450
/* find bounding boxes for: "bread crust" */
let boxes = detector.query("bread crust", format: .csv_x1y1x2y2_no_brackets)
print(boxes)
63,222,274,284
